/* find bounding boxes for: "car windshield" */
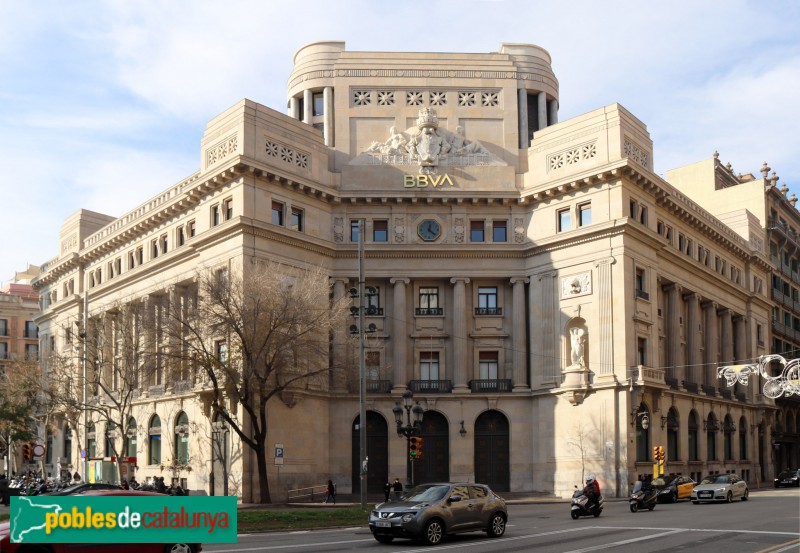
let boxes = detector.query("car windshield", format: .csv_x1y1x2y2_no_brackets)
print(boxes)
401,485,450,502
777,470,795,478
700,475,730,485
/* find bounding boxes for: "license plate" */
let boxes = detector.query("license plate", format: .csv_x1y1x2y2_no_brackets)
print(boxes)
699,492,712,497
376,521,391,528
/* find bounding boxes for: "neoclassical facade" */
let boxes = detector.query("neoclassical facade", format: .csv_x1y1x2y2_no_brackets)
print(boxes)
32,42,783,500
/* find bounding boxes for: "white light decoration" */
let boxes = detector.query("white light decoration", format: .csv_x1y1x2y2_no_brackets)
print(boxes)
718,354,800,399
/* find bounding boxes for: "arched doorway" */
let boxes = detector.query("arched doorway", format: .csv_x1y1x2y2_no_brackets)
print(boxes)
352,411,388,495
474,410,509,492
413,411,449,485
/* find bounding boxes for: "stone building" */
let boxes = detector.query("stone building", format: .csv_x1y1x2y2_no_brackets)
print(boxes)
32,42,780,500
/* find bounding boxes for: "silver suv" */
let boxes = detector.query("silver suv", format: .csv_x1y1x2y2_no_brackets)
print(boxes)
369,482,507,545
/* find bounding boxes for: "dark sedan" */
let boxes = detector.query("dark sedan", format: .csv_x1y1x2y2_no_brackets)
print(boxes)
40,482,122,495
774,469,800,488
654,475,695,502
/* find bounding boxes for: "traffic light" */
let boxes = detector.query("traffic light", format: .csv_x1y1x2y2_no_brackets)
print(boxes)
653,446,659,462
409,436,424,460
658,446,665,463
22,443,31,462
415,437,424,459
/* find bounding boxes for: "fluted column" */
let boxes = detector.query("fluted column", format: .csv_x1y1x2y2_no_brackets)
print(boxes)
666,284,682,383
331,279,349,392
537,92,547,131
685,293,701,385
548,99,558,125
289,97,299,119
323,86,334,147
511,277,529,390
451,277,470,393
390,278,410,392
518,88,529,148
703,302,719,388
720,309,734,366
303,89,312,124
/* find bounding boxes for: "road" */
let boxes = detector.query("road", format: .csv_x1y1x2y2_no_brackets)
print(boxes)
204,488,800,553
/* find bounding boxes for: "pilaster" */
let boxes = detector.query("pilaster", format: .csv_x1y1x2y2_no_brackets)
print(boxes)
450,277,470,393
390,277,410,392
510,277,530,390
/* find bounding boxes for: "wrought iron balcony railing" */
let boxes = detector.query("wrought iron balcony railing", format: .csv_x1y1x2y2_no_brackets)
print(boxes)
415,307,443,316
469,379,512,393
408,379,453,393
474,307,502,316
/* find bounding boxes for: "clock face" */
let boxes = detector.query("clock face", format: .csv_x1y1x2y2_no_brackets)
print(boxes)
418,219,441,241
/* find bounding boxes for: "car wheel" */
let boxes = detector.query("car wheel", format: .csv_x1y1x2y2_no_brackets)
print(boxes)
630,502,638,513
647,503,655,511
422,519,444,545
374,535,394,544
741,489,749,501
570,510,579,520
692,500,699,504
726,492,733,503
593,509,601,518
486,512,506,537
164,545,194,553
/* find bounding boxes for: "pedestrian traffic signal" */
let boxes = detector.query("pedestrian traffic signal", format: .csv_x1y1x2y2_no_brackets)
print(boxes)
409,436,424,460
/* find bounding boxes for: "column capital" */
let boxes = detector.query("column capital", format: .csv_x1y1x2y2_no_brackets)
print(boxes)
663,282,682,294
593,256,616,268
536,270,557,282
701,300,718,311
331,277,350,285
390,277,410,286
450,277,470,285
510,277,529,285
683,291,701,302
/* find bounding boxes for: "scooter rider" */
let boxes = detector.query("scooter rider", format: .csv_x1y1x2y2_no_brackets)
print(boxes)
584,474,600,509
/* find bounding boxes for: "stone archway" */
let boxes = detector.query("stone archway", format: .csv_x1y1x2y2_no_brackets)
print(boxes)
474,410,509,492
352,411,388,495
413,411,449,485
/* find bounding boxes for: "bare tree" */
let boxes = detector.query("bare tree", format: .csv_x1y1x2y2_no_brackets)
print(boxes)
0,358,43,473
166,261,349,503
46,299,155,483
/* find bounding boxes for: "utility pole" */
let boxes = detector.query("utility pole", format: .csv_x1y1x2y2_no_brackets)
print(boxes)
358,220,367,511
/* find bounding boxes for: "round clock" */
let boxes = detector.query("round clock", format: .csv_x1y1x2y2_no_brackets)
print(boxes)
418,219,441,241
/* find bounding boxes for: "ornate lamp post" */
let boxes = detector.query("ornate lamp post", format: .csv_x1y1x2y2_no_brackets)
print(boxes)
392,391,424,489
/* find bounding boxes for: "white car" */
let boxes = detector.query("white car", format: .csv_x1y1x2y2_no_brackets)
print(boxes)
691,473,749,503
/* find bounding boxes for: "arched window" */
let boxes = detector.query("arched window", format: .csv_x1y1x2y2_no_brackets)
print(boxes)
63,425,72,464
635,403,650,462
723,415,734,460
688,411,699,461
666,408,679,461
174,412,190,465
706,413,718,461
126,417,137,457
148,415,161,465
86,422,96,459
739,416,747,461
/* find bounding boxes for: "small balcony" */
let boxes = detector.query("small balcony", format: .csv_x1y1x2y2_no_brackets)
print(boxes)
635,289,650,301
630,365,665,386
683,381,699,394
701,384,717,396
408,379,453,393
172,380,193,394
469,379,512,393
719,388,732,400
415,307,443,316
474,307,502,316
664,377,679,390
366,379,392,393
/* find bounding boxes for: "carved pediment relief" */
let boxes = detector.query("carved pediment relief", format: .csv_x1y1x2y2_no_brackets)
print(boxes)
350,108,505,174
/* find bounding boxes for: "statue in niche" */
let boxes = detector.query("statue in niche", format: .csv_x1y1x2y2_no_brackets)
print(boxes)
569,327,587,368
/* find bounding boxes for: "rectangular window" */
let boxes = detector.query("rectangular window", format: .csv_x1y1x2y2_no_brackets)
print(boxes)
216,340,228,365
476,286,500,315
366,286,382,315
420,352,440,380
0,319,8,336
479,351,499,379
178,226,185,246
639,205,648,225
365,351,380,380
25,321,38,339
151,239,159,259
25,343,38,360
223,198,233,220
115,258,122,276
679,234,686,251
160,234,168,255
373,220,388,242
557,208,570,232
0,342,7,359
350,220,360,242
108,261,115,279
637,337,647,366
417,287,441,315
211,204,221,227
136,246,144,265
492,220,507,242
630,200,639,220
291,208,304,232
470,220,485,242
578,203,591,226
635,267,648,300
187,220,196,238
271,201,284,226
312,92,324,116
95,269,102,285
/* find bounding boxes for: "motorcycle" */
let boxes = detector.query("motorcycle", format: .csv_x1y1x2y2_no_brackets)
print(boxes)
629,480,658,512
570,486,604,519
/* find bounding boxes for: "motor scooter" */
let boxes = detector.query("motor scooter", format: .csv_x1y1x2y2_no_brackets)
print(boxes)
629,480,658,512
570,486,603,519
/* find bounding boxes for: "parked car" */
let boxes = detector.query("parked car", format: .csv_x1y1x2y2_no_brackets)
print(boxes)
653,475,695,503
690,473,749,503
774,469,800,488
0,490,202,553
369,482,507,545
40,482,122,495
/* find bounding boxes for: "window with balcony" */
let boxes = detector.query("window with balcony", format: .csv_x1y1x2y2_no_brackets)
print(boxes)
557,208,570,232
635,267,648,300
637,337,647,366
291,207,304,232
492,220,507,242
366,351,380,380
470,220,485,242
578,203,591,227
417,287,442,316
271,201,284,226
373,219,388,242
479,351,499,379
420,352,440,380
476,286,500,315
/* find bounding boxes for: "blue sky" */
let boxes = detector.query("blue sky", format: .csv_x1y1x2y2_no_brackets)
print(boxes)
1,0,799,285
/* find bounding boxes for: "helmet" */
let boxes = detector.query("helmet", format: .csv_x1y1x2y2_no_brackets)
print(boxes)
586,473,596,484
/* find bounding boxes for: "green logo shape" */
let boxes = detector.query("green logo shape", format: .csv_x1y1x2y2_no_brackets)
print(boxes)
10,496,237,543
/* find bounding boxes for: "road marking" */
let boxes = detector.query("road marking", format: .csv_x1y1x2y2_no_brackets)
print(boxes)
754,538,800,553
591,525,800,537
207,538,373,552
563,530,684,552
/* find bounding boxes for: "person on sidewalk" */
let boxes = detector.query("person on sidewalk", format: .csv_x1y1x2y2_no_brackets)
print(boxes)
0,474,8,506
325,479,336,504
393,478,403,499
383,481,392,502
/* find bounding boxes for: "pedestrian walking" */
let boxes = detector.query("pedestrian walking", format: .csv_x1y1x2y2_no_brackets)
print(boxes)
393,478,403,499
384,481,392,502
325,479,336,504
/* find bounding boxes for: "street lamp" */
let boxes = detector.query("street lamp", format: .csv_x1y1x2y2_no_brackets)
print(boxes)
392,391,424,489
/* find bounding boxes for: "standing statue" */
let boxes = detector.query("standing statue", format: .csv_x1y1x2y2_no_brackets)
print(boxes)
570,327,586,367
